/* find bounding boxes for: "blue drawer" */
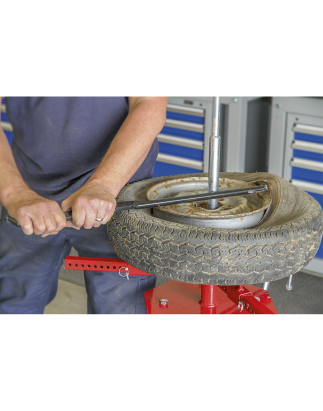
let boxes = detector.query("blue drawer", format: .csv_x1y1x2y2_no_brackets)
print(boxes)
4,130,13,145
307,191,323,259
316,243,323,259
161,126,204,141
158,142,203,161
153,161,202,178
294,131,323,145
166,111,204,124
1,111,8,123
292,167,323,185
293,149,323,163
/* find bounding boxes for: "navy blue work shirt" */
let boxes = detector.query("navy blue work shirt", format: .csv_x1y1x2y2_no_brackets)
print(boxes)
5,97,159,203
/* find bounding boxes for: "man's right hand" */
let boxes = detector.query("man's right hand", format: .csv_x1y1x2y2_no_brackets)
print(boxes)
5,186,67,236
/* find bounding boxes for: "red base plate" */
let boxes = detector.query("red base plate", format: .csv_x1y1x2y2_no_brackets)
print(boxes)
144,281,278,314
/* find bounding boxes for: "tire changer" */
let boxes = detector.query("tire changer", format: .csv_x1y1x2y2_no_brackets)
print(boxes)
64,98,286,314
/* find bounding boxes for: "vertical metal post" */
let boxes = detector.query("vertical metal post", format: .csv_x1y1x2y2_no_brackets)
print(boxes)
286,275,293,291
207,97,221,210
263,282,269,291
200,285,217,308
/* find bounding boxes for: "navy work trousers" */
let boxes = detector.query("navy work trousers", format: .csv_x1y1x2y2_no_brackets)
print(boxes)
0,207,156,314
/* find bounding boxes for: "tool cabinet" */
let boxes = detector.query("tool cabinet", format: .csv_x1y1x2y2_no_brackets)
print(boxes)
269,97,323,275
154,97,211,177
155,96,271,178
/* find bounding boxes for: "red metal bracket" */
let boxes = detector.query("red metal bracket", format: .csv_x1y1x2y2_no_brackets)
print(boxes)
64,256,154,276
145,282,278,314
64,256,277,314
219,285,276,314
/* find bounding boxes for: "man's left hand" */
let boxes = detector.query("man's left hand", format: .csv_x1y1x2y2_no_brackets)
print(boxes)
61,180,116,229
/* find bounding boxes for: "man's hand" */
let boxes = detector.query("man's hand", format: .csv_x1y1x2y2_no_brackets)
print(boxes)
61,180,116,229
5,186,67,236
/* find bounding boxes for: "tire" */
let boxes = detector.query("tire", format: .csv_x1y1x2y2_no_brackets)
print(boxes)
108,172,323,285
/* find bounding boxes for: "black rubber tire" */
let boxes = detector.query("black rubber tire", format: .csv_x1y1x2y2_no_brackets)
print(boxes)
108,172,323,285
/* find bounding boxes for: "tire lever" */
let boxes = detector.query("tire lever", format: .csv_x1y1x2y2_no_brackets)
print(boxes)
115,185,268,212
5,185,268,227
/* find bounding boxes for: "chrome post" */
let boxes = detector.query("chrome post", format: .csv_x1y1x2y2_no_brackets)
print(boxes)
286,275,293,291
263,282,269,291
207,97,221,210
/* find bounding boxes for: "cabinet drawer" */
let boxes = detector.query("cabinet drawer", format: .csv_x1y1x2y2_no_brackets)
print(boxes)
291,166,323,185
1,110,9,123
161,125,204,141
157,134,203,150
153,162,202,178
158,142,203,161
293,149,323,162
166,111,204,124
291,179,323,195
153,153,203,177
293,123,323,145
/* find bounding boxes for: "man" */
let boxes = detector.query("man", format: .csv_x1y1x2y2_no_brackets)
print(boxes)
0,97,168,314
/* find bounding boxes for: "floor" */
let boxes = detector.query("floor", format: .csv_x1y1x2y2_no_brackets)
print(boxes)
45,260,323,314
44,279,87,314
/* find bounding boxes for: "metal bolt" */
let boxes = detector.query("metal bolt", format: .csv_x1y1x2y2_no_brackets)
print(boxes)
232,98,238,103
275,103,281,109
159,299,169,308
238,301,244,312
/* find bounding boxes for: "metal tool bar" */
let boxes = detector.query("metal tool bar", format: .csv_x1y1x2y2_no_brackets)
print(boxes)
115,185,267,212
6,185,268,226
208,97,221,210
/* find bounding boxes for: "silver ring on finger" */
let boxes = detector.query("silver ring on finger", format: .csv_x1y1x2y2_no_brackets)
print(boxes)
95,217,103,222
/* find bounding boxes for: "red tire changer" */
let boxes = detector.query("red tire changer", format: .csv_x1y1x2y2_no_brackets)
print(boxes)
64,256,278,314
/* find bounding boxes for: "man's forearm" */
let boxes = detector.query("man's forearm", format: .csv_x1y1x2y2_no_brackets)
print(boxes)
86,97,168,197
0,125,28,208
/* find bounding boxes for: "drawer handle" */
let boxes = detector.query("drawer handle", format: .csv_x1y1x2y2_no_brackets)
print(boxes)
1,121,13,132
291,179,323,195
291,158,323,172
293,123,323,137
167,103,204,117
165,119,204,133
157,153,203,170
157,134,204,150
292,140,323,154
